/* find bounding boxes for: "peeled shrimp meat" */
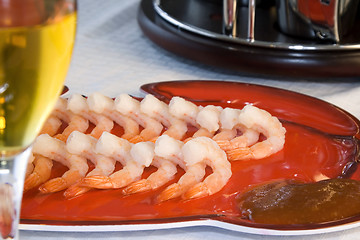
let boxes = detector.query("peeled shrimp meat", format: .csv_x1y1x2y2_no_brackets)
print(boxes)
64,131,116,198
51,97,89,142
158,136,231,201
67,94,114,139
114,94,163,143
32,134,89,193
80,133,154,189
226,104,286,160
140,94,187,140
192,105,223,138
39,116,62,136
168,96,199,128
24,155,53,192
87,92,140,140
214,107,260,151
123,134,184,195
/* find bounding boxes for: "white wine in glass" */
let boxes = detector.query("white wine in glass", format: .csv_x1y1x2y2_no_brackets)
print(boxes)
0,0,76,239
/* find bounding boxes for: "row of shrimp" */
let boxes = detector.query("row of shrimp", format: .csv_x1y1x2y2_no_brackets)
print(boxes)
25,132,231,202
24,92,286,201
36,92,286,160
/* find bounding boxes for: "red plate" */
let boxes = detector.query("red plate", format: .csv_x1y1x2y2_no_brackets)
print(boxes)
20,80,360,233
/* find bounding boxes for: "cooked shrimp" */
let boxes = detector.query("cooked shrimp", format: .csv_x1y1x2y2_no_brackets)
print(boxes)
52,97,71,123
56,115,89,142
122,156,176,195
213,108,241,141
140,94,187,141
123,135,184,195
32,134,89,193
168,96,199,129
213,107,260,151
157,137,231,201
193,105,223,138
226,105,286,160
153,135,186,168
114,94,163,143
24,155,53,192
51,97,89,142
87,92,139,140
94,131,133,166
39,116,62,136
81,133,154,189
182,138,232,199
140,94,171,127
67,94,114,139
157,162,205,202
63,131,116,198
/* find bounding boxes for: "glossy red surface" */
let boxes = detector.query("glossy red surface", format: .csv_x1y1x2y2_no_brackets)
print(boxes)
21,80,360,230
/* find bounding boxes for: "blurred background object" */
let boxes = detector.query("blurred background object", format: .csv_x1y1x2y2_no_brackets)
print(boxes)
139,0,360,78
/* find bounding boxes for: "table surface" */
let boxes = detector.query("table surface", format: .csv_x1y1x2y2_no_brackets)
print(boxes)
20,0,360,239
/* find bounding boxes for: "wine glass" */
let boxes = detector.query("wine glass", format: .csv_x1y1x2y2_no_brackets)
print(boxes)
0,0,77,239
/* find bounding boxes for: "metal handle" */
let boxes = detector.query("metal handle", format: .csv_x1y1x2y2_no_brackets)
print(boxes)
223,0,256,41
247,0,256,41
223,0,238,37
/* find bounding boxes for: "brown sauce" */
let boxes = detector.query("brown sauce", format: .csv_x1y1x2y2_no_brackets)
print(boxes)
237,178,360,225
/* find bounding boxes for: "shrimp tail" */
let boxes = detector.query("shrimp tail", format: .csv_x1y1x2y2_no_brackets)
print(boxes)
24,173,48,192
39,177,68,193
128,135,145,144
215,140,233,151
24,157,53,192
80,176,115,189
183,182,210,200
64,184,92,199
122,179,152,195
157,183,181,202
216,137,253,152
226,148,253,161
24,175,41,192
39,170,83,193
184,169,231,200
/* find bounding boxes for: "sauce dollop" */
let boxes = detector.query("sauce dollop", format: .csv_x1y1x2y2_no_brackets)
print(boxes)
237,179,360,225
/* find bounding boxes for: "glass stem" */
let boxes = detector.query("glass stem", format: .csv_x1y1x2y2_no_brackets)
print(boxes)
0,147,31,240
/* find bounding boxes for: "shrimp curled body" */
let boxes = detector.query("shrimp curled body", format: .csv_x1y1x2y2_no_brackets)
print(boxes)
157,137,232,202
226,105,286,160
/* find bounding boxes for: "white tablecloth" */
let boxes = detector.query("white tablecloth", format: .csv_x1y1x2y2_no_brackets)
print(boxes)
20,0,360,239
